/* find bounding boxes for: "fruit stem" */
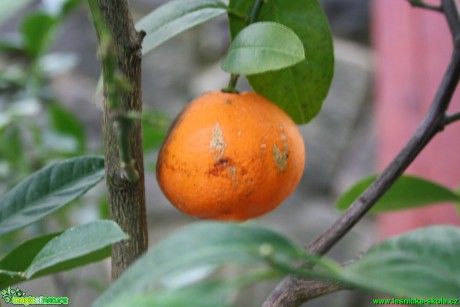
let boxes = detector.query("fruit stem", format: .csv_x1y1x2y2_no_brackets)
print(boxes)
222,74,240,93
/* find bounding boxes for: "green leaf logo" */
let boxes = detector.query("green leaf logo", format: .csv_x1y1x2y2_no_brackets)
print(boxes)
0,286,26,303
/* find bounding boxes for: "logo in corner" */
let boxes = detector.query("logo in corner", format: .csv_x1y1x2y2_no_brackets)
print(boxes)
1,286,69,305
1,287,26,304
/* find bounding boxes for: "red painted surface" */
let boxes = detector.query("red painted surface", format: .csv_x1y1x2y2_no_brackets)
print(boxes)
373,0,460,240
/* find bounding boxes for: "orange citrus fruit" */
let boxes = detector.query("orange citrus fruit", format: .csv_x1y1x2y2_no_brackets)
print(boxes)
156,91,305,221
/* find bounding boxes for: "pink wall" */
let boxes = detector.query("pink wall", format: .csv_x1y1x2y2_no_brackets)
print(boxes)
373,0,460,239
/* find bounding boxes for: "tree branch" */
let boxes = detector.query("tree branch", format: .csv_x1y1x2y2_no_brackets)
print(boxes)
88,0,148,280
441,0,460,39
263,1,460,305
408,0,443,12
445,112,460,125
262,278,347,307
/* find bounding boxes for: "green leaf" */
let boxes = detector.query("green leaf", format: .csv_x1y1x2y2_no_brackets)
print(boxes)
0,222,126,287
341,226,460,298
24,220,128,278
0,36,24,54
48,102,86,152
0,232,61,288
43,0,82,18
336,175,460,213
0,125,24,166
142,123,167,152
21,13,56,59
0,0,34,27
61,0,83,17
228,0,334,124
140,111,169,151
92,222,329,307
222,22,304,75
456,186,460,216
136,0,227,56
111,269,289,307
0,156,105,236
110,281,232,307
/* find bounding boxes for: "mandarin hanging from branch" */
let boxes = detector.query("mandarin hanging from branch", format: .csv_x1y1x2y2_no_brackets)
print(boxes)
156,91,305,221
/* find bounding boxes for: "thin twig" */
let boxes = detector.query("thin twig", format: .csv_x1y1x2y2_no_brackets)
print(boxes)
442,0,460,40
408,0,443,12
263,1,460,306
311,0,460,260
445,112,460,125
263,279,347,307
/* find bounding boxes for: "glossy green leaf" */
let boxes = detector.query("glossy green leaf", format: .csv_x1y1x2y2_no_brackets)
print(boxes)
48,102,86,152
24,220,127,278
136,0,227,56
92,222,331,307
0,156,105,236
21,13,56,59
0,0,33,27
0,232,61,288
0,221,126,287
337,175,460,213
228,0,334,124
341,226,460,298
222,22,304,75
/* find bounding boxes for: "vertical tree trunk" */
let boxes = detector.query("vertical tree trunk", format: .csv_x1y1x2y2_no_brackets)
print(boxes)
89,0,148,280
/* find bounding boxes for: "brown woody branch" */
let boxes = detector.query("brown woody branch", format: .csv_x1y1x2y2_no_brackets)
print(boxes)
408,0,443,12
445,112,460,125
88,0,148,280
263,0,460,306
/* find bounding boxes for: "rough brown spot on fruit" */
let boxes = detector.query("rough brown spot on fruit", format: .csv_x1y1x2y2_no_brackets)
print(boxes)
218,158,229,166
208,157,233,176
273,132,289,173
226,99,232,105
227,166,236,177
226,166,237,186
210,123,226,161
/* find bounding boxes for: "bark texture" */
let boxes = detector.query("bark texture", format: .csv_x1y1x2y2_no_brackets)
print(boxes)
89,0,148,280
